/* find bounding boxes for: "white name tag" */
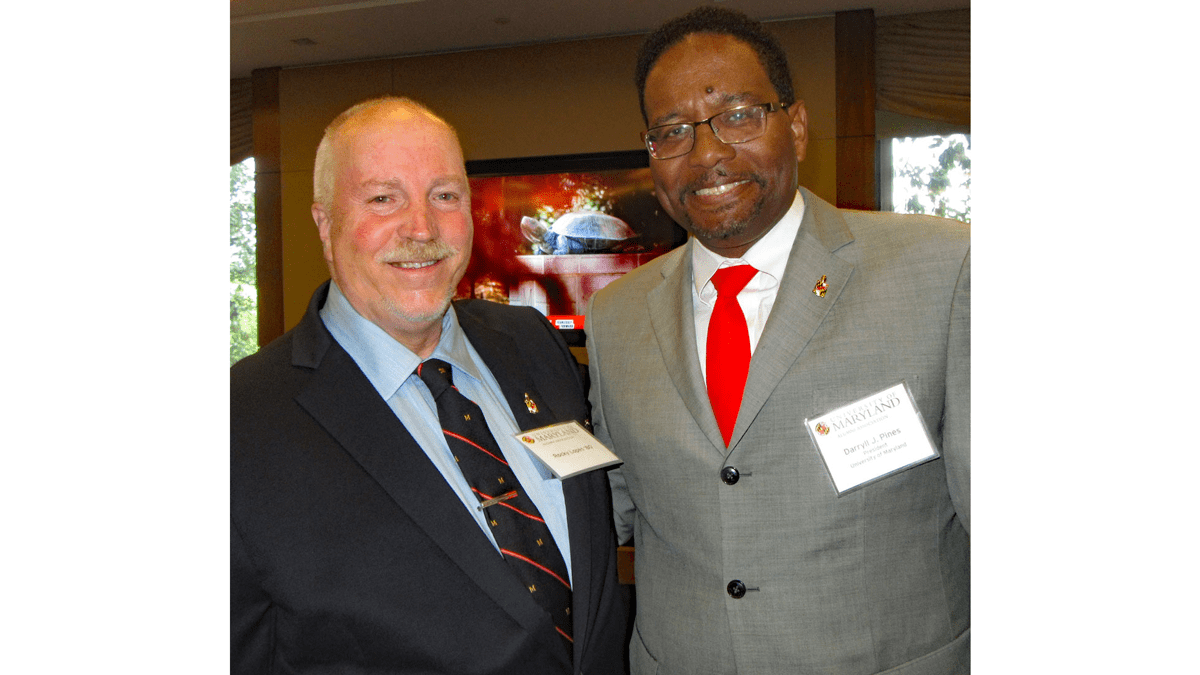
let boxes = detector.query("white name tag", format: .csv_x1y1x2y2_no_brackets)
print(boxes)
804,382,939,495
514,421,622,480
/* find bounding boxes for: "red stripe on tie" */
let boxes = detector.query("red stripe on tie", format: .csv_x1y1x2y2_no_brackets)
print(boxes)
497,499,547,523
556,626,574,643
500,549,571,589
443,430,509,466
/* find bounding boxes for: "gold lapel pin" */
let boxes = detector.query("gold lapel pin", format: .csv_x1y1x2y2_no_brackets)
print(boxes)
524,393,539,414
812,274,828,297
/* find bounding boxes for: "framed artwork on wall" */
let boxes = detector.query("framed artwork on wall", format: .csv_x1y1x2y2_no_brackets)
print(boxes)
462,150,686,334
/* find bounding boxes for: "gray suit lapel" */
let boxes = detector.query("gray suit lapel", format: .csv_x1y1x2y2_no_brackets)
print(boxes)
647,243,728,451
730,189,855,448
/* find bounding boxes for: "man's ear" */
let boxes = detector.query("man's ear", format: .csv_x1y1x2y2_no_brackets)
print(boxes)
788,101,809,163
312,203,335,264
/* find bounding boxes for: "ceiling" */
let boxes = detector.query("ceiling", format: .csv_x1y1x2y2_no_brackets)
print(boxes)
231,0,969,79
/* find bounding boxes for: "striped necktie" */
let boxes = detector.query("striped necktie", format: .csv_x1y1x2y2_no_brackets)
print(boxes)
417,359,574,655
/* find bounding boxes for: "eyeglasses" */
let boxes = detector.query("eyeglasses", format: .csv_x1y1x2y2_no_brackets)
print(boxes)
642,102,785,160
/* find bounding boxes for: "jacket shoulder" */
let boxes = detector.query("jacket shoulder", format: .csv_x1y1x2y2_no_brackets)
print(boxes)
453,299,579,378
590,247,684,309
452,298,553,337
843,209,970,256
231,330,297,397
229,325,326,438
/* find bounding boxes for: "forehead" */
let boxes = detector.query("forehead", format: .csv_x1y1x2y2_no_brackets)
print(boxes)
335,112,465,185
644,34,773,121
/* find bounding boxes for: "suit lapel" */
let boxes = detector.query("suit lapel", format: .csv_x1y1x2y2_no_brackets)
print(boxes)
729,189,855,448
290,297,563,659
648,244,729,451
458,314,557,430
561,472,594,665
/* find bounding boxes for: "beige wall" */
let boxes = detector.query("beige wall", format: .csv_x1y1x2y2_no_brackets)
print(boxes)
276,16,837,328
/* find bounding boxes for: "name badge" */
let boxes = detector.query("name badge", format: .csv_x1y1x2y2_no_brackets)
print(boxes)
804,382,939,495
514,421,622,480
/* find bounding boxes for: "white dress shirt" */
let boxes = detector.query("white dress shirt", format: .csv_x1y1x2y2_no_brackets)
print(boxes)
691,189,806,381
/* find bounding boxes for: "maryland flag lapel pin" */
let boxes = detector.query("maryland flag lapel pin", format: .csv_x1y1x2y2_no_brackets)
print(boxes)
812,275,829,297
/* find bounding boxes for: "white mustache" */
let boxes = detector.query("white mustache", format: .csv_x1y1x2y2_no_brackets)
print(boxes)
376,240,457,265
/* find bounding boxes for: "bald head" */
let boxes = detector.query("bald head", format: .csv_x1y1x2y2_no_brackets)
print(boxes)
313,97,460,211
308,96,473,357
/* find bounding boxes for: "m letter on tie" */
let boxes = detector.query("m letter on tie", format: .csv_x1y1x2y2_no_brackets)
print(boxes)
706,265,757,447
417,359,574,655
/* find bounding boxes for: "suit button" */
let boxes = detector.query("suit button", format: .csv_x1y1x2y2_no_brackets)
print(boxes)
727,580,746,598
720,466,740,485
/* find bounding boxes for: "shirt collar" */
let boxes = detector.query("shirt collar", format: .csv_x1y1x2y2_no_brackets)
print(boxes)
319,281,481,398
691,189,806,296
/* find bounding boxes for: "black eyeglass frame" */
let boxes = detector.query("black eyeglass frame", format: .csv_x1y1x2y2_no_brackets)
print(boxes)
641,102,788,160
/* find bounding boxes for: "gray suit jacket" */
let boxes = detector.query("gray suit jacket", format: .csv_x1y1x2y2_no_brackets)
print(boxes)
586,188,970,675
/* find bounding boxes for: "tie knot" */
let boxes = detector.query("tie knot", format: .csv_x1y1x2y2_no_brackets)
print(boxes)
711,265,757,298
418,358,454,397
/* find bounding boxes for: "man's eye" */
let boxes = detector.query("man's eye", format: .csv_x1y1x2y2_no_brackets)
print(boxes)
723,110,751,124
435,192,460,202
370,195,391,203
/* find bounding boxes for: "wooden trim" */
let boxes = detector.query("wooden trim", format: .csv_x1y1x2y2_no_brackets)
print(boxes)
252,67,285,346
617,545,635,585
834,9,878,211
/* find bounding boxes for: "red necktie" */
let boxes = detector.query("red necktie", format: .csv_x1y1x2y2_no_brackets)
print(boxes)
706,265,758,447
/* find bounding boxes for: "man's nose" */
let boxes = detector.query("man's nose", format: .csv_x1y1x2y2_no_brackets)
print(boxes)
689,123,736,168
396,204,438,241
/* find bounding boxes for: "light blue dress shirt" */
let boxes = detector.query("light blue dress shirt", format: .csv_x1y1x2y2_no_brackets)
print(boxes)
319,282,572,582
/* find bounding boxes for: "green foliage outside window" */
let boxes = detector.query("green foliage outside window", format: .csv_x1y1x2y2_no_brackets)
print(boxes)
230,158,258,365
893,134,971,224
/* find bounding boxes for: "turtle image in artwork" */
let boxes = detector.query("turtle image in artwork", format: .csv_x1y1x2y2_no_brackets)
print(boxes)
520,211,638,255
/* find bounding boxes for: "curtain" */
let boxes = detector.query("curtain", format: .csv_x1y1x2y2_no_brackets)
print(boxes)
876,9,970,127
231,77,253,166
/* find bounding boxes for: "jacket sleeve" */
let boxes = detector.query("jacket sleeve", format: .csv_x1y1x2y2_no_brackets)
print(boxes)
942,247,970,534
585,294,636,546
231,518,272,674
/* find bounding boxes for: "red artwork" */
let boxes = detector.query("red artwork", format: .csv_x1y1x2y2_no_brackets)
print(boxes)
462,167,683,323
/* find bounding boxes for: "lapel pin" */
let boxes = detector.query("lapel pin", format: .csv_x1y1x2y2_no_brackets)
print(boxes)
812,274,828,297
524,393,539,414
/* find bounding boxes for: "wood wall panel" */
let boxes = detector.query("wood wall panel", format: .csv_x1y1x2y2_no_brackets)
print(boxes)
835,10,878,211
251,67,285,345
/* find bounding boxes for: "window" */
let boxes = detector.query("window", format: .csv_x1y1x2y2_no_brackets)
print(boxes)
880,134,971,224
230,157,258,365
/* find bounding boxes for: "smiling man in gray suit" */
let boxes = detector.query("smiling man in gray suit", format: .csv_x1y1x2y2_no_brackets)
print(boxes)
585,7,970,674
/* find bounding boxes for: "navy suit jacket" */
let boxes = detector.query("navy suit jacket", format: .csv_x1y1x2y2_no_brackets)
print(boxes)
231,282,627,674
